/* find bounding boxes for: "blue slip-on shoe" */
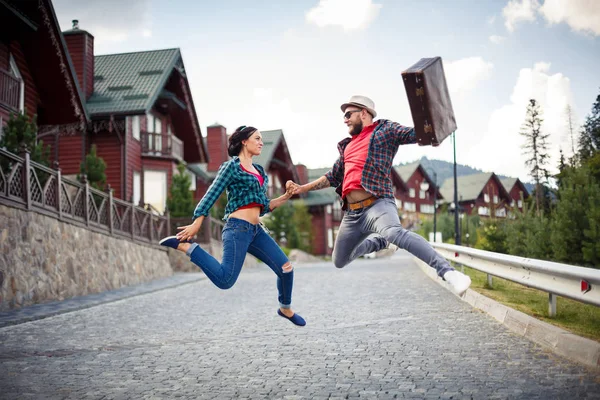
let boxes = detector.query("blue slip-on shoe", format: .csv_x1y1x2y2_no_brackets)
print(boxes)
277,309,306,326
159,236,191,250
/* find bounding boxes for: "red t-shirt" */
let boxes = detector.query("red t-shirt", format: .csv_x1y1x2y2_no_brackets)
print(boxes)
237,164,265,211
342,123,376,199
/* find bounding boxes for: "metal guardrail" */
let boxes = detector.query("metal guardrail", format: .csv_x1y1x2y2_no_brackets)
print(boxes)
431,242,600,316
0,148,169,247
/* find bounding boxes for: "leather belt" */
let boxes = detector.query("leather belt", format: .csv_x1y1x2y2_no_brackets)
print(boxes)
347,196,376,211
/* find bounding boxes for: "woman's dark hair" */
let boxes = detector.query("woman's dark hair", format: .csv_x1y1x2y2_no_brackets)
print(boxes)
228,125,257,157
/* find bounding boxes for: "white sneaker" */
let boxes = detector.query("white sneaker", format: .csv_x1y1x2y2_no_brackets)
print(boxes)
443,270,471,296
377,243,399,258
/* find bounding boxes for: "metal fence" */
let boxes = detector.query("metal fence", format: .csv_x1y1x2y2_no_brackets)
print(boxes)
431,242,600,316
0,148,169,247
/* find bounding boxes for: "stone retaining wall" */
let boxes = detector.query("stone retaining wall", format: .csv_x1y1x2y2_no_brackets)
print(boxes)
0,205,173,311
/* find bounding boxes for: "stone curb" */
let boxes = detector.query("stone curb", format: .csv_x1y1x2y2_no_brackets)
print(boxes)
413,258,600,370
0,272,206,329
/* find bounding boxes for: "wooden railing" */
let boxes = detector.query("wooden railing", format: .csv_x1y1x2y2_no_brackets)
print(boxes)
141,131,183,161
0,148,169,248
0,69,21,112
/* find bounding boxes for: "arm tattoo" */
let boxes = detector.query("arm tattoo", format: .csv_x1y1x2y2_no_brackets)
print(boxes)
307,176,330,191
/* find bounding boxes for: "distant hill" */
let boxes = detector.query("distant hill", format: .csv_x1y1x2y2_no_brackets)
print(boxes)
397,156,535,193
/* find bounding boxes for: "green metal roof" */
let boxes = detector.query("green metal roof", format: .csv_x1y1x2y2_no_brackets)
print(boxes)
295,188,339,207
439,173,494,203
187,163,216,181
394,162,420,183
308,167,331,181
500,178,517,193
87,48,180,115
253,129,283,168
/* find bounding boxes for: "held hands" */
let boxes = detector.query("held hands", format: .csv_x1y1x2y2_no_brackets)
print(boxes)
286,180,303,196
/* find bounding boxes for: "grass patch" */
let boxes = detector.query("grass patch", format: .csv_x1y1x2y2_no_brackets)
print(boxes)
458,265,600,342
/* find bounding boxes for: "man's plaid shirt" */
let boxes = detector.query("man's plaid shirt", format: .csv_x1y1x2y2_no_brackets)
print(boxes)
325,119,416,208
193,157,270,221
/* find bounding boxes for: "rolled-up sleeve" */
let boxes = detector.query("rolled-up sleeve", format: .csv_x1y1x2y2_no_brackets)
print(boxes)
192,162,234,220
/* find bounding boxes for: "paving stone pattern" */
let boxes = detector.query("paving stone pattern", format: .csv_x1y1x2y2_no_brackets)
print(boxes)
1,254,599,399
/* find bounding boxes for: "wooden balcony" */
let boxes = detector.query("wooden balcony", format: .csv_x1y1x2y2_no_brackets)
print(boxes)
141,131,183,161
0,68,21,112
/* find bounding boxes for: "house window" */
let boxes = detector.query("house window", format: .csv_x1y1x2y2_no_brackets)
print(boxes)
131,116,140,141
185,168,196,191
420,204,435,214
147,113,155,132
327,228,333,249
478,206,489,216
495,208,507,217
484,193,490,203
143,170,167,213
409,188,415,198
133,171,141,206
493,195,498,204
395,198,402,209
9,54,24,113
419,190,426,199
326,205,332,214
518,199,523,208
167,124,172,149
511,200,515,207
404,202,416,212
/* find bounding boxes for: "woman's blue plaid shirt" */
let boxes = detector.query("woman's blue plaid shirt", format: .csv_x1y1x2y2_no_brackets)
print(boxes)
325,119,416,208
193,157,270,221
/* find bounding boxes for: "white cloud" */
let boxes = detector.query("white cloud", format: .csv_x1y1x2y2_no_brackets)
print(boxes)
539,0,600,36
502,0,540,32
53,0,152,44
305,0,382,31
469,62,574,182
445,57,494,98
488,15,497,25
489,35,506,44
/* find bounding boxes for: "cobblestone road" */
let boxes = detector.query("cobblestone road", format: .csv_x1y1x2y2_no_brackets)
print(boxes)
1,254,599,399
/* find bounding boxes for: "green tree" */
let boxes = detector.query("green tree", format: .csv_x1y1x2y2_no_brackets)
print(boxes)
550,165,590,265
167,164,195,217
264,202,296,246
582,180,600,266
79,144,107,191
478,219,508,254
289,200,313,252
520,99,551,214
0,112,50,165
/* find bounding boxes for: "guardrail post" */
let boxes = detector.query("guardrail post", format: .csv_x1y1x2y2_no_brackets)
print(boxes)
107,184,114,235
20,147,31,210
549,293,557,317
486,274,493,288
56,164,62,220
130,203,135,240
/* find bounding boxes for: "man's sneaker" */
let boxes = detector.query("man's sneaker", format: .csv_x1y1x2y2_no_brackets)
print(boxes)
377,243,399,258
442,270,472,296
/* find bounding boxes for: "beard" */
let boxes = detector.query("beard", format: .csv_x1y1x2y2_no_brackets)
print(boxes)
349,121,363,136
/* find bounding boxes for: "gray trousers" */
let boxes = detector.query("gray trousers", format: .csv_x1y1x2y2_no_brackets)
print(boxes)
332,198,454,277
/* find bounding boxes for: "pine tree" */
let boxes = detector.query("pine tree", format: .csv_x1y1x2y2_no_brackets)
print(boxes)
166,163,195,218
0,112,50,165
577,91,600,181
520,99,551,214
565,104,577,158
79,144,107,191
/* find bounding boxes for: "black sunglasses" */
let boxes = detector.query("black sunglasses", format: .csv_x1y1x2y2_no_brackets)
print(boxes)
344,109,363,120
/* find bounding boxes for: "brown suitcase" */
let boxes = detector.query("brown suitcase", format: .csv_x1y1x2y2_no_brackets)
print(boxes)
401,57,457,146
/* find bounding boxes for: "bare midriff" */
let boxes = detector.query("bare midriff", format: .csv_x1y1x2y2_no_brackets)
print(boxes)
345,188,373,204
229,206,262,225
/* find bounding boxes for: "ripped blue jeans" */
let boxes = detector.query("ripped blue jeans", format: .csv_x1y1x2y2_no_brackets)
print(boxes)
186,217,294,308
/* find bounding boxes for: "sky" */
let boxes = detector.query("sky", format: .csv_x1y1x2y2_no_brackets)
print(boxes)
53,0,600,183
